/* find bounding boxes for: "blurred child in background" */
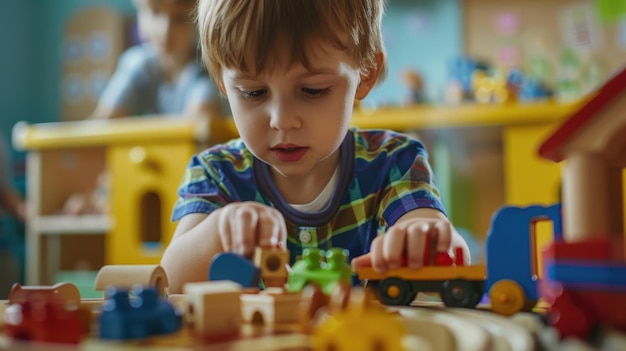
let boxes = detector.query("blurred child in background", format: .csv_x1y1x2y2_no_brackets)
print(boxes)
91,0,228,122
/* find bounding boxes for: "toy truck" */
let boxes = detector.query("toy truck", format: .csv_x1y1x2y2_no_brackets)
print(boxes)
357,205,561,316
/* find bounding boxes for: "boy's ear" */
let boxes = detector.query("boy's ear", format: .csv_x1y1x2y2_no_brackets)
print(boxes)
355,52,384,100
217,80,227,96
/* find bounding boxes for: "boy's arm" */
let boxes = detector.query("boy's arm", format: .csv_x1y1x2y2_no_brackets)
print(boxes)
160,212,223,294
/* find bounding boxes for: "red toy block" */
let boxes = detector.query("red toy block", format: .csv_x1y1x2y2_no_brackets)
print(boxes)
3,293,85,344
543,237,625,262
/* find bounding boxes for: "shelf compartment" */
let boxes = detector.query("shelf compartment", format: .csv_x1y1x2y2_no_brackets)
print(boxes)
33,214,112,235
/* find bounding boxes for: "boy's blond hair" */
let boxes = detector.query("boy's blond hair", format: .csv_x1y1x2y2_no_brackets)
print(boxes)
197,0,387,84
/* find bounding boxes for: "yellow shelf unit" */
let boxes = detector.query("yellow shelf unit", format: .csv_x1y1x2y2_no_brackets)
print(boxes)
15,117,236,285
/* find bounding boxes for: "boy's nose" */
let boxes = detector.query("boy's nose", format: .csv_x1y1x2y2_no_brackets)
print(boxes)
269,101,301,131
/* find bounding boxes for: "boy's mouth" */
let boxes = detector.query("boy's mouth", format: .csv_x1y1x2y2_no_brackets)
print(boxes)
271,145,309,162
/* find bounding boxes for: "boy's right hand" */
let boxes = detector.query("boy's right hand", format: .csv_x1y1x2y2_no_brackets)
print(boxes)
214,202,287,257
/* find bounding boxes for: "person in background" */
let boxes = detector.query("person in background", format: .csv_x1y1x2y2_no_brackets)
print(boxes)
161,0,470,294
0,133,26,299
90,0,228,122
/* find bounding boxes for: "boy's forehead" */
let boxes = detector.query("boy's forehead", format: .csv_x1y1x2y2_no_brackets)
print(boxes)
236,38,354,76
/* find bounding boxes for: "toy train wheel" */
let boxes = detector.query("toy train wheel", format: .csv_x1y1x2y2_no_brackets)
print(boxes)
440,279,482,308
489,279,525,316
376,277,416,306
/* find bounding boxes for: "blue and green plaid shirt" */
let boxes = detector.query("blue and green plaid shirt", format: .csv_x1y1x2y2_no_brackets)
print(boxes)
172,127,445,264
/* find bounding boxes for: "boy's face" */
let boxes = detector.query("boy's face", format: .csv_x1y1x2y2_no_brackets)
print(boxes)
220,40,378,182
134,0,196,61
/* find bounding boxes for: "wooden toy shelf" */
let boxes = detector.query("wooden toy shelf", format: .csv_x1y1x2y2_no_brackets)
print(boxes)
14,117,236,286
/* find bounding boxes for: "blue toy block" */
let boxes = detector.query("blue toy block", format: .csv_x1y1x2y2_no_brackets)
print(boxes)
99,286,182,340
209,252,261,288
546,261,626,291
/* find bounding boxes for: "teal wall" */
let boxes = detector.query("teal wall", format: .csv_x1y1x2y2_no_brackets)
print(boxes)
0,2,45,138
0,0,136,143
364,0,463,107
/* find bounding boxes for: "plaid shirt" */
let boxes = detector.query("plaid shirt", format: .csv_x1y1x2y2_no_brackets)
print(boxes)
172,127,445,264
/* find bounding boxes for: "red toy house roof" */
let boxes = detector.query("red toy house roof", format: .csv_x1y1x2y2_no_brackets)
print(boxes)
539,66,626,162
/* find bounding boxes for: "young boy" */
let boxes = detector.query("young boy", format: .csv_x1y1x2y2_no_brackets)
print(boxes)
90,0,226,120
161,0,470,293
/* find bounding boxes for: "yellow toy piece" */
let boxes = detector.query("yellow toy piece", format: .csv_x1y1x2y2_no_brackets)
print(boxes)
312,288,408,351
471,70,512,104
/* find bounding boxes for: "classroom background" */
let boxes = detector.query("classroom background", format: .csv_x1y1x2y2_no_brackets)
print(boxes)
1,0,625,297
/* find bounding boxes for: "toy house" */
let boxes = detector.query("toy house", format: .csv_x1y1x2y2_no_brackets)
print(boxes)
537,66,626,338
539,66,626,242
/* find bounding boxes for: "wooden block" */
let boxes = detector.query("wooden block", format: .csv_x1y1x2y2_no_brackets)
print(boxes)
183,281,242,338
94,265,168,297
240,290,301,325
253,247,290,288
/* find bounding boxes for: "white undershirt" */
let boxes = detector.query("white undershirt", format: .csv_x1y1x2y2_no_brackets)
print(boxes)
289,166,339,213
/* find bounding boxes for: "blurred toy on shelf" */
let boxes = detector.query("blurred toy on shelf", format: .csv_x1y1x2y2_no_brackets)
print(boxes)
580,57,606,94
508,68,552,102
58,171,109,215
445,57,489,104
554,48,584,103
471,69,514,104
400,69,426,105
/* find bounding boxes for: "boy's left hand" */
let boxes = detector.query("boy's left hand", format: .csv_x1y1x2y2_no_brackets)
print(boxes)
352,209,465,273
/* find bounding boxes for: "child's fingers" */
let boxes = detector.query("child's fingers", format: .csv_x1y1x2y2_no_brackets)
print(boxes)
434,220,453,253
369,236,387,273
351,252,372,270
232,206,259,256
217,208,233,252
255,209,284,248
406,222,429,269
382,226,406,270
268,209,287,248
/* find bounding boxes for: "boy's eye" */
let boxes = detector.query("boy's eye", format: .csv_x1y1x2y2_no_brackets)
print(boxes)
237,88,267,100
302,87,330,97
